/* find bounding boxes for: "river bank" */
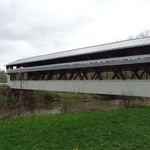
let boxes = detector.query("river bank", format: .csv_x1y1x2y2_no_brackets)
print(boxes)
0,84,150,118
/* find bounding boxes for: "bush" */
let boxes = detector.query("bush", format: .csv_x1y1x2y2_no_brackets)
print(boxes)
40,91,55,101
0,85,15,106
0,84,10,95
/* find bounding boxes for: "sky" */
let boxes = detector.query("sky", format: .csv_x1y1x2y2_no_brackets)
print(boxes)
0,0,150,70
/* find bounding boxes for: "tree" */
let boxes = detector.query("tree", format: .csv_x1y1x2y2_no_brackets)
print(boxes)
136,30,150,38
128,29,150,40
0,70,7,83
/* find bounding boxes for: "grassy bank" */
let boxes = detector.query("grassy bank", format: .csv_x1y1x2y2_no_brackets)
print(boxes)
0,108,150,150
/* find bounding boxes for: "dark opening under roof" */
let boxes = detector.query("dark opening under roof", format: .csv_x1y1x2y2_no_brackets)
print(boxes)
6,54,150,73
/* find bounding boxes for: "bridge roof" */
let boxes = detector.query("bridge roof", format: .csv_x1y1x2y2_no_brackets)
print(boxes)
6,36,150,66
7,54,150,73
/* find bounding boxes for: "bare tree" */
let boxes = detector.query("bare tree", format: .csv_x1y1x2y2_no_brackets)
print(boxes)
128,29,150,40
127,35,134,40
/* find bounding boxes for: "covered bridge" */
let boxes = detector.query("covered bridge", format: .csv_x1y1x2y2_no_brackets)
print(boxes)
6,37,150,97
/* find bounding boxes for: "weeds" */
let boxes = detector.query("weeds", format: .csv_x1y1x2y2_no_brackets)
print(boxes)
60,96,102,113
0,86,56,119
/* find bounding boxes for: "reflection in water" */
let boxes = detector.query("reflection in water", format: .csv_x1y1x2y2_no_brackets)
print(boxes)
37,99,147,114
36,99,124,114
36,108,61,114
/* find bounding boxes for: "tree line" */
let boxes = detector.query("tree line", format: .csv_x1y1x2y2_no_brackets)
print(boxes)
0,70,7,83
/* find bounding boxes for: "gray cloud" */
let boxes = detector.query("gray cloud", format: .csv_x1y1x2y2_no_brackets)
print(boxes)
0,0,94,52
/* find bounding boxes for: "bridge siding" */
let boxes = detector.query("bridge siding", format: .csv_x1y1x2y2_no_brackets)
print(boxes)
8,80,150,97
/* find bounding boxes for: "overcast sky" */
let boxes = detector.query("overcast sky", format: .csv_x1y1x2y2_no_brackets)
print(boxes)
0,0,150,70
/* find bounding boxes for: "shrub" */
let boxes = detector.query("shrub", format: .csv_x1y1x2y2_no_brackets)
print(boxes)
0,84,10,95
40,91,55,101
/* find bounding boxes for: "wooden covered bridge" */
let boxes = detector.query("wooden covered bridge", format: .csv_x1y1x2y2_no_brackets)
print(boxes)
6,37,150,97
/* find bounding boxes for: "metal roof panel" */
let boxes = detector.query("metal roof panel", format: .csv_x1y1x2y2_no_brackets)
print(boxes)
6,37,150,66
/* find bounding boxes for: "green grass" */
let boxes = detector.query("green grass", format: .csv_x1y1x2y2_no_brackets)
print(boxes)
0,108,150,150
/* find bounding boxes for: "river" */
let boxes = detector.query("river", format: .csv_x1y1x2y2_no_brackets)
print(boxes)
35,99,125,114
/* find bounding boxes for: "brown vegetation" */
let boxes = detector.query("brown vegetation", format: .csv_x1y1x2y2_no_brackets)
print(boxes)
0,84,149,119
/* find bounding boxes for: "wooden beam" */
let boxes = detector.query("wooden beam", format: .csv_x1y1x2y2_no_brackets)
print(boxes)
130,65,141,79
